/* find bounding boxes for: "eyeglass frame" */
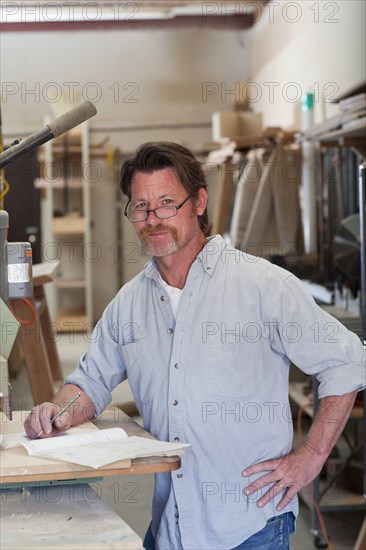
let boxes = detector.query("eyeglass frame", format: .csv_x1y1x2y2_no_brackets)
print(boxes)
124,195,192,222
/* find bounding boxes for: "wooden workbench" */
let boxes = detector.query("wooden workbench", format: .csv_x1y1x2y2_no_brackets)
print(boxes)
0,406,181,484
0,406,181,549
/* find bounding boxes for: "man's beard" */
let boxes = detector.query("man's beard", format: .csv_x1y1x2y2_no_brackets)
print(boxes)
138,224,179,257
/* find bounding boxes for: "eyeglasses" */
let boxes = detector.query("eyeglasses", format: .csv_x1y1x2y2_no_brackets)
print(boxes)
124,195,191,222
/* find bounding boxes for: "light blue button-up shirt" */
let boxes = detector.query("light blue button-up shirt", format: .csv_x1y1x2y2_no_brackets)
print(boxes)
66,235,365,550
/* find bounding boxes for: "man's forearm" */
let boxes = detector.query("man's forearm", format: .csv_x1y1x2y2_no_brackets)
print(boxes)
242,390,359,509
304,390,358,459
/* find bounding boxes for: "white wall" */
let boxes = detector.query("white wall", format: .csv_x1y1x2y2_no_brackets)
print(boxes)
1,25,249,313
1,27,248,140
246,0,366,128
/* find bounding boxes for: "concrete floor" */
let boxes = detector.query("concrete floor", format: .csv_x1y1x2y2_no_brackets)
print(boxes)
8,334,364,550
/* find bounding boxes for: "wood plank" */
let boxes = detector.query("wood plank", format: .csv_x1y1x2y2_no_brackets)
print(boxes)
56,311,89,333
12,298,56,405
355,517,366,550
52,216,85,235
211,160,236,235
32,262,60,286
54,279,87,289
35,178,85,189
13,272,63,404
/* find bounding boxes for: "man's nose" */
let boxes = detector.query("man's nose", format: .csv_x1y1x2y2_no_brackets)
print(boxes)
146,209,160,223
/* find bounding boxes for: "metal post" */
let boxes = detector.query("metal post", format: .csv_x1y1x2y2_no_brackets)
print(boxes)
0,210,12,417
311,378,321,541
0,210,9,303
358,162,366,498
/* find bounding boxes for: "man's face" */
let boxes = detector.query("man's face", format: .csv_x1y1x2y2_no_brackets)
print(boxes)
130,167,206,257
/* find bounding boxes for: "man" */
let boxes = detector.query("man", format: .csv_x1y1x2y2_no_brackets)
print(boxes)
25,142,365,550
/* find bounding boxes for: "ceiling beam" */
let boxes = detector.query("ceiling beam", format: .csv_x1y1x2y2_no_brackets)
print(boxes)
0,1,271,31
1,15,255,32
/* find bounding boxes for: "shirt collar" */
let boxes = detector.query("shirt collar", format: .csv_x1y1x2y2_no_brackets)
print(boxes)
144,257,160,283
196,234,225,275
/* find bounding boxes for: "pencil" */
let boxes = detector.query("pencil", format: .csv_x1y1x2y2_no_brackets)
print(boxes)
51,392,81,424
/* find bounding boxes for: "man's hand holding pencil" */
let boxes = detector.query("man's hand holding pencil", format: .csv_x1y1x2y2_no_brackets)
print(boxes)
24,385,96,439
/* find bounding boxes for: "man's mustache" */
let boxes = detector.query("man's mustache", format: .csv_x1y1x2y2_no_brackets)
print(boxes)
140,224,172,237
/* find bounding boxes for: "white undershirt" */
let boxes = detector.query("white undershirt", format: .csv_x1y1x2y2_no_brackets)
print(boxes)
158,273,183,319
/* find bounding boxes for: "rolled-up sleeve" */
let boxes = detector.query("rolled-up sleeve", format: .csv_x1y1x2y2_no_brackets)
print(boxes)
65,298,127,417
270,274,366,398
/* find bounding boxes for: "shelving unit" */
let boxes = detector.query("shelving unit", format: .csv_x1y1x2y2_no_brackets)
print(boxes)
35,121,93,332
295,85,366,547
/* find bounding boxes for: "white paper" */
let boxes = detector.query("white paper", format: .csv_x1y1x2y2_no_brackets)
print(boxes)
0,432,29,449
0,427,125,450
38,437,189,468
22,427,126,456
1,427,189,469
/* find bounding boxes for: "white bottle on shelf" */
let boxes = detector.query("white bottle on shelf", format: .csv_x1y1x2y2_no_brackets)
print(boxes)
301,92,317,256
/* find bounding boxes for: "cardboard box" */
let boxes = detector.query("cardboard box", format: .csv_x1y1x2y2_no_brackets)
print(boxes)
212,111,262,142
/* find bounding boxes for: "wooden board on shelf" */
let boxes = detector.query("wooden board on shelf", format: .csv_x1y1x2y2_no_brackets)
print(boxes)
54,279,87,289
32,262,60,286
56,310,89,333
52,215,85,235
35,178,85,189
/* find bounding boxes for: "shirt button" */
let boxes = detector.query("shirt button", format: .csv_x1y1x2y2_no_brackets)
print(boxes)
177,473,183,478
172,400,178,406
174,437,180,442
174,512,179,518
174,363,180,369
167,328,173,334
160,295,165,301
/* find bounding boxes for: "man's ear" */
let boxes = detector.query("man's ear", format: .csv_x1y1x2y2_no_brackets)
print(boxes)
195,187,208,216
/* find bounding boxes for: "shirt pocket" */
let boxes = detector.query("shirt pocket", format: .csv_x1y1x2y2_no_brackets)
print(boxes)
200,341,253,399
118,339,154,405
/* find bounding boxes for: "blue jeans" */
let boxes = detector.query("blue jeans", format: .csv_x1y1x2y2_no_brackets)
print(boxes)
143,512,295,550
231,512,295,550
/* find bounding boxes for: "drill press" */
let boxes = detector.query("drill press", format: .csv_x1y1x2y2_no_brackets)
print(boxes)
0,210,33,420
